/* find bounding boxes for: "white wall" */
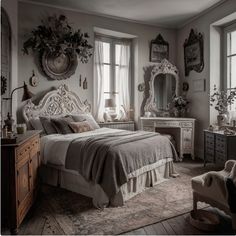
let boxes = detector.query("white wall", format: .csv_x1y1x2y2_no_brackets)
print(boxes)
17,2,177,123
1,0,18,121
176,0,236,158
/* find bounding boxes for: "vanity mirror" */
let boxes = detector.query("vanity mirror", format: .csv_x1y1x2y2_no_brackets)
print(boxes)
144,59,179,116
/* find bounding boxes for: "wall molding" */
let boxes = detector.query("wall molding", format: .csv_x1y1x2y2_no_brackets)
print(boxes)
19,0,227,30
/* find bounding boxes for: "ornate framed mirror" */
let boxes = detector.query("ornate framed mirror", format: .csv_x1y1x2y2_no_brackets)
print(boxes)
184,29,204,76
144,59,180,116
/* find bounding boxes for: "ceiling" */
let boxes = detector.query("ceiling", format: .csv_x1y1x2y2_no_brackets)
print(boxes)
24,0,224,28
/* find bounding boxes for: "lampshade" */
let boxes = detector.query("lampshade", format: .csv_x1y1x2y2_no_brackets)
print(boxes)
22,82,34,101
105,98,116,108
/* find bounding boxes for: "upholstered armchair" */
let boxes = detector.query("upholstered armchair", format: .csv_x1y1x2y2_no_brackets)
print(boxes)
191,160,236,230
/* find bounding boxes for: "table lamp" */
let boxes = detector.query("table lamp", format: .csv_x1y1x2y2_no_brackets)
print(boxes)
3,82,34,131
105,98,117,121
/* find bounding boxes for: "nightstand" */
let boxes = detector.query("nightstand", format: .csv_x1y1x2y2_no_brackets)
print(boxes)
1,130,41,234
204,130,236,166
98,121,135,131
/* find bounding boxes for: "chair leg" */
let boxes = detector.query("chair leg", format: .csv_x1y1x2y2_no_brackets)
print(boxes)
193,192,198,213
232,214,236,231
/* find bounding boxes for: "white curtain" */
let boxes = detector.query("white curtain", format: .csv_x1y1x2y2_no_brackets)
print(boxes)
116,43,131,119
94,40,105,122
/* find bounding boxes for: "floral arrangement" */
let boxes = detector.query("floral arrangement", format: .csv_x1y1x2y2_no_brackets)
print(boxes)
172,95,189,112
210,85,236,114
22,15,93,63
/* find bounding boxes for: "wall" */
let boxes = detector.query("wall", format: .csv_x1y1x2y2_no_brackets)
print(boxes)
1,0,18,121
18,1,177,123
176,0,236,158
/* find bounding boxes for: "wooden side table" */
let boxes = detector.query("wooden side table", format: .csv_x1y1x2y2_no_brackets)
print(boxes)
1,130,41,234
204,130,236,166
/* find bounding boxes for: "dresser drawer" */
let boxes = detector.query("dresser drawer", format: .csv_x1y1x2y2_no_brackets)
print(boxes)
143,126,155,132
181,122,193,128
206,153,214,162
206,146,214,156
30,136,40,157
142,120,155,126
16,142,31,163
155,121,180,127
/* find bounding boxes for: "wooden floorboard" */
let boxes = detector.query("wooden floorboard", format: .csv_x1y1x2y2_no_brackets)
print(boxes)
162,220,176,235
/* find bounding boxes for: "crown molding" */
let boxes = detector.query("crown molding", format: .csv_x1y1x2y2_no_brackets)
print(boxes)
178,0,228,29
19,0,227,30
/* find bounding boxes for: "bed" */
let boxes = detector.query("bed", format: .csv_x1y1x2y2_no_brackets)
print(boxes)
23,84,179,208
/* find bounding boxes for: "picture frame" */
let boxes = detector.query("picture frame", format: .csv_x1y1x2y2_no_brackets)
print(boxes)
184,29,204,76
150,34,169,62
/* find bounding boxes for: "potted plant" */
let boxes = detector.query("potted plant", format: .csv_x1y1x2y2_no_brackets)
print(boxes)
210,85,236,126
22,15,93,80
172,95,189,117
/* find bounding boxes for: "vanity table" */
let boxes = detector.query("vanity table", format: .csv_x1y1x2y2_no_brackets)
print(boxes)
140,59,195,160
140,117,195,160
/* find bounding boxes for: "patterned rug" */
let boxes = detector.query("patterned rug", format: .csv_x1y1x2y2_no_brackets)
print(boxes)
43,161,215,235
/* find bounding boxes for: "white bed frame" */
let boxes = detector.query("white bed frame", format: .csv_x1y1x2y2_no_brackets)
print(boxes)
23,84,91,124
23,84,176,208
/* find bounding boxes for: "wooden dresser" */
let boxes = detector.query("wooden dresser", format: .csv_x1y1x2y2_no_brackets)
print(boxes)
1,130,41,234
140,117,195,160
98,121,135,131
204,130,236,166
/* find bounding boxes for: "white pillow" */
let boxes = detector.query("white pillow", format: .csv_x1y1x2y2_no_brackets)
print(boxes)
71,113,100,129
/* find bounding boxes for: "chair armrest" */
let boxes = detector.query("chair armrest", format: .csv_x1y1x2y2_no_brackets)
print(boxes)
202,171,226,187
225,160,236,172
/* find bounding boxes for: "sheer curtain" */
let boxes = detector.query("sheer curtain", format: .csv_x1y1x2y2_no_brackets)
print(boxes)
116,43,131,120
94,40,105,122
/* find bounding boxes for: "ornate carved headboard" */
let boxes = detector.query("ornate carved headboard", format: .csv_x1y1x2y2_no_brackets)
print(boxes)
23,84,91,123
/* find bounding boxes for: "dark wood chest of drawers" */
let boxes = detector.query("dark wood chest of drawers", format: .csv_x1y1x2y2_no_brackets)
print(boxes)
1,131,41,234
204,130,236,166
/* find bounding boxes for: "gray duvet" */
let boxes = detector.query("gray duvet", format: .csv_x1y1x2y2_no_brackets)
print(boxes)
65,130,178,198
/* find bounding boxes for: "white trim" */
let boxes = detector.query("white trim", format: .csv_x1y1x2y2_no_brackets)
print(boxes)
19,0,226,29
223,22,236,90
179,0,228,29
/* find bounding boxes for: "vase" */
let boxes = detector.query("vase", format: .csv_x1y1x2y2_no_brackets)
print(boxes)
174,110,180,117
217,113,228,127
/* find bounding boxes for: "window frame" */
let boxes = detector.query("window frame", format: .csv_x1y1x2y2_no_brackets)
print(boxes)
223,21,236,90
94,34,131,106
223,21,236,111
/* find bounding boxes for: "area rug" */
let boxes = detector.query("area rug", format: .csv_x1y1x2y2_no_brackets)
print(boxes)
43,162,213,235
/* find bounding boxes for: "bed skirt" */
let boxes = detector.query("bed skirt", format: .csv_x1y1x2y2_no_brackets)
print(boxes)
40,158,177,208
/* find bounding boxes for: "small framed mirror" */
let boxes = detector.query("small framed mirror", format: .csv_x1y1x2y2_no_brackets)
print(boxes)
150,34,169,63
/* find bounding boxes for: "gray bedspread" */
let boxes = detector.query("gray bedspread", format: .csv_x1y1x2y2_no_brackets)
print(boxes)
65,130,177,198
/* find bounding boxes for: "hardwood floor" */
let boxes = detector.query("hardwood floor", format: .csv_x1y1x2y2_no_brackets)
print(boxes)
125,208,234,235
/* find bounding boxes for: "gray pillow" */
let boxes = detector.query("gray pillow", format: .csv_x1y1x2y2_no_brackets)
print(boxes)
29,118,44,131
51,116,74,134
39,117,58,135
72,113,100,129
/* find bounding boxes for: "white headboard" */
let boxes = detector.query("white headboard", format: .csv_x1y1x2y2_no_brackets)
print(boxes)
23,84,91,123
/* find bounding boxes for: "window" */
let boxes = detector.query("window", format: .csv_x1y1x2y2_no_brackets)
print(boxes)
94,36,131,121
224,23,236,111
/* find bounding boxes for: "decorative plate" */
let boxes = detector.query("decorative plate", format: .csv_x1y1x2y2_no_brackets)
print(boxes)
138,83,145,92
41,51,78,80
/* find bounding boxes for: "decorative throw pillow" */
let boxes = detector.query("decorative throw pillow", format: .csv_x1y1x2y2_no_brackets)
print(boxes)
69,121,94,133
51,116,74,134
39,117,58,135
29,118,44,131
72,113,100,129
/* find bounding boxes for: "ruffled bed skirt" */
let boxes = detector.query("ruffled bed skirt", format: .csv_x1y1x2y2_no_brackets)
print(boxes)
40,158,178,208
